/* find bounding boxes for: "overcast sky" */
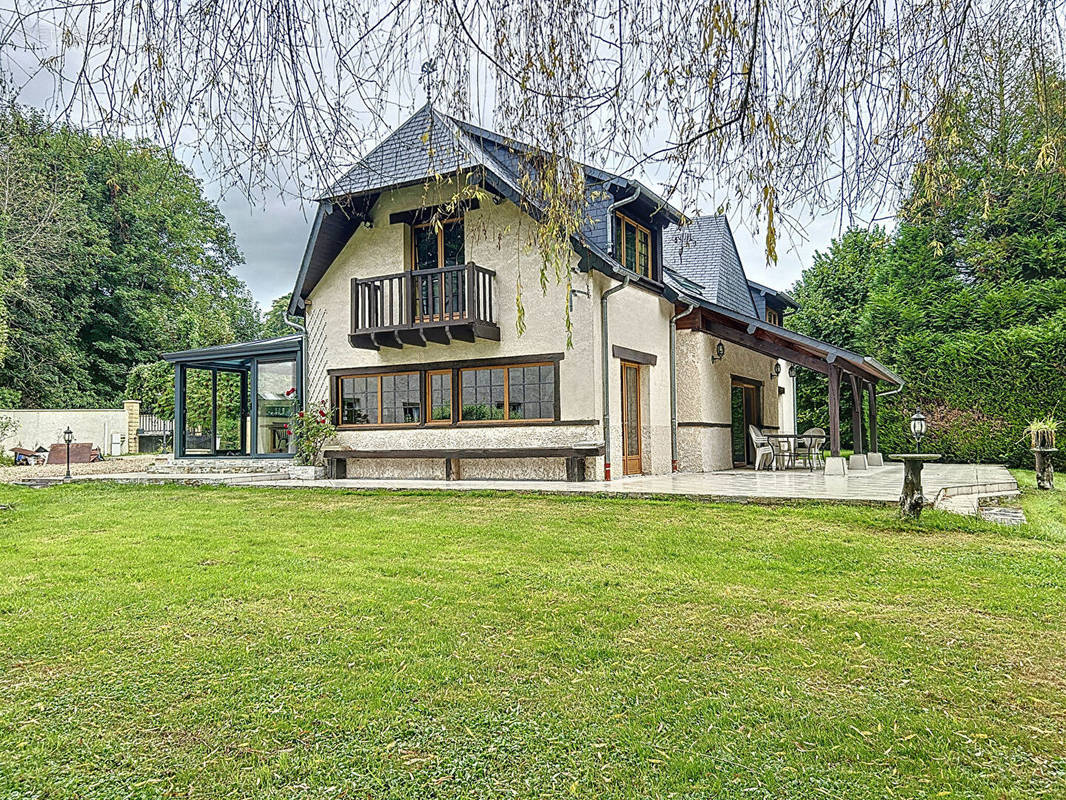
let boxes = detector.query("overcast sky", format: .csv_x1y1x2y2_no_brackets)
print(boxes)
214,172,848,309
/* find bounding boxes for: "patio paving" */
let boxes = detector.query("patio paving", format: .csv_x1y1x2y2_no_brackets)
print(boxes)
27,461,1018,509
255,462,1016,505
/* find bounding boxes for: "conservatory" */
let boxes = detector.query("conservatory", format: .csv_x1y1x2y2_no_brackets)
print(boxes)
162,335,303,459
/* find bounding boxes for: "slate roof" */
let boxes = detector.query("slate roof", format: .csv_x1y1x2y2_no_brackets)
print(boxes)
291,103,683,315
661,216,758,317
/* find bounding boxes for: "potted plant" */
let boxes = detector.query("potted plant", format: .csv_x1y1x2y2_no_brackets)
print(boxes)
288,400,336,479
1025,416,1059,490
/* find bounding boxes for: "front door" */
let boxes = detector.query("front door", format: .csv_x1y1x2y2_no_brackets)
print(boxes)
621,362,642,475
730,381,761,467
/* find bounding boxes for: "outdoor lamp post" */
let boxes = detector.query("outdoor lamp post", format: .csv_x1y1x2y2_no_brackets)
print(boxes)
891,410,939,520
63,427,73,480
910,409,927,453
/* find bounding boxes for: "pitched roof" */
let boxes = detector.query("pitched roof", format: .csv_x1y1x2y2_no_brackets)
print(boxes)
291,104,682,315
661,216,758,317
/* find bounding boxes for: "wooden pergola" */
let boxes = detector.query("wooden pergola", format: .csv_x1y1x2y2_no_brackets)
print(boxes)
675,303,902,457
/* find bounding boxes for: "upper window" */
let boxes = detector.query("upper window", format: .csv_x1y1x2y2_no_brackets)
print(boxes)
413,218,464,271
766,308,781,326
616,214,652,279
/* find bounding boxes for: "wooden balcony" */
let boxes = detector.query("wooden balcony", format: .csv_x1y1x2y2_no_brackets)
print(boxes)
349,262,500,349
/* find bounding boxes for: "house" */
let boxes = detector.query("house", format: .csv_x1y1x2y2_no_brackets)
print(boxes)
164,104,900,479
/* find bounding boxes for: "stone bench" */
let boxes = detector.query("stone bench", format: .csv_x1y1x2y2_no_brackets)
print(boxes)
323,443,604,482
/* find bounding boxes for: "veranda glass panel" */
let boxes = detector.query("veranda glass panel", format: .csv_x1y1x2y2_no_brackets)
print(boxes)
256,359,298,454
461,368,505,420
183,368,213,455
216,371,246,455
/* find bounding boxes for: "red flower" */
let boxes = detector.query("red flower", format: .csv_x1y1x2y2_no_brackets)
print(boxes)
297,411,305,418
285,387,296,397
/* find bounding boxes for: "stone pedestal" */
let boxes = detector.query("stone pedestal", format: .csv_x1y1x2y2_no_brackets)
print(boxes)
866,452,884,467
824,456,847,476
889,454,941,519
848,454,868,471
1032,447,1057,490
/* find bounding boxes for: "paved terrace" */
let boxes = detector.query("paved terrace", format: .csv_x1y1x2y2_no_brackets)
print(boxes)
57,462,1018,506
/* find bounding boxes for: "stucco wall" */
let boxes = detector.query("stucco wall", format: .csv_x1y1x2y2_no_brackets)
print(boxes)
0,408,128,455
305,180,610,479
674,331,782,472
777,360,797,435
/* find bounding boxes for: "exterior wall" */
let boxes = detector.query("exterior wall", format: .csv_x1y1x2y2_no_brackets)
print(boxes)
306,180,609,478
674,331,782,472
0,408,129,456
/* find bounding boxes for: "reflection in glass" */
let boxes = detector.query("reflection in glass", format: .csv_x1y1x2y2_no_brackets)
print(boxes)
257,359,298,454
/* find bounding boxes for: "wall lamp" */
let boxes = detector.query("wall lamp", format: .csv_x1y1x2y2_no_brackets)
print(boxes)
711,341,726,363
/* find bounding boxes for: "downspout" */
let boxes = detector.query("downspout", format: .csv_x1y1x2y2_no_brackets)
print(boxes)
601,274,631,480
606,186,641,257
284,317,308,412
670,302,696,472
877,382,904,398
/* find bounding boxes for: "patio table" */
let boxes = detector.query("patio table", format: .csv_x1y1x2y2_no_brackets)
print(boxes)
765,434,818,471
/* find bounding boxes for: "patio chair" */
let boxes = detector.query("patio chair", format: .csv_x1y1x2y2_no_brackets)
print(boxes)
747,425,777,471
794,427,827,470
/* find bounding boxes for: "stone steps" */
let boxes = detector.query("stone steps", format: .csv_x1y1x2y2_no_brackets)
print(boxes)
147,458,292,475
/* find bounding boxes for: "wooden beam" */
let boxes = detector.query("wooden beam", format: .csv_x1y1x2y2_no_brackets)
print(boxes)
702,321,830,375
867,381,879,453
849,373,864,454
828,364,842,457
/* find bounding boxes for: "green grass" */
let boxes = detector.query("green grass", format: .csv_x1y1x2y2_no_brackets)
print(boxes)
1,484,1065,799
1013,468,1066,541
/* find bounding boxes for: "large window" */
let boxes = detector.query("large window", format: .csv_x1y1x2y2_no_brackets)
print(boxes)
256,358,299,454
339,372,421,426
460,363,554,422
335,360,557,427
616,214,652,279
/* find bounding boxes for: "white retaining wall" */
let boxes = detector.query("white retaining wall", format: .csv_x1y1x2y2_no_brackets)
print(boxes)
0,408,129,455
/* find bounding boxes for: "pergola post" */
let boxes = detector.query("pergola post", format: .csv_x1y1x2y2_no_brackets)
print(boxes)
828,364,842,458
868,382,879,451
849,374,864,454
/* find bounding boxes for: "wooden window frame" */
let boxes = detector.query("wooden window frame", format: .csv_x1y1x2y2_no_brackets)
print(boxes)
410,216,463,272
616,213,653,279
330,355,565,430
458,362,556,424
336,371,422,428
426,369,453,425
766,307,781,326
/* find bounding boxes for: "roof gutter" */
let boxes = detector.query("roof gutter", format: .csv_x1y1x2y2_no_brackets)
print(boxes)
601,272,632,480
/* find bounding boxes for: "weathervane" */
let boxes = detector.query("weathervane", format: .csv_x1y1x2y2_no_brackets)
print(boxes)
420,59,437,107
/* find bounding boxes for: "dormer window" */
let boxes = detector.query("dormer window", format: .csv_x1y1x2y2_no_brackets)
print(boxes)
616,214,652,279
766,308,781,326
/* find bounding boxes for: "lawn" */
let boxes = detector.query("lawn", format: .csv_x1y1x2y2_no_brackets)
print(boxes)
1,483,1064,799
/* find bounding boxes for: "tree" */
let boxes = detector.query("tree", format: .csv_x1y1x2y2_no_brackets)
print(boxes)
0,107,260,408
1,0,1062,284
260,295,301,339
788,227,885,437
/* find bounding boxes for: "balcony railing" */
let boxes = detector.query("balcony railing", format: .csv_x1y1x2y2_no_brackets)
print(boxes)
349,262,500,349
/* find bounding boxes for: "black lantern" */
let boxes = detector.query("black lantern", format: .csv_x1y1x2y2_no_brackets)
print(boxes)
63,426,73,480
788,364,798,378
772,362,782,378
711,341,726,363
910,410,927,453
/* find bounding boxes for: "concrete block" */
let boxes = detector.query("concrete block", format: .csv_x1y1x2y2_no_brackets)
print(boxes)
866,452,884,467
824,456,847,476
848,454,869,470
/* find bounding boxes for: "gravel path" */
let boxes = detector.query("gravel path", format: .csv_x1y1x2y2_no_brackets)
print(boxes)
0,454,157,483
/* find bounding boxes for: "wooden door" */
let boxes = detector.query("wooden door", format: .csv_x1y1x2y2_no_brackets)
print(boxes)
621,362,642,475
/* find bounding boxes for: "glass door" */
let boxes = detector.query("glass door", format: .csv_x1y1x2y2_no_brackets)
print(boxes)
730,380,761,466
